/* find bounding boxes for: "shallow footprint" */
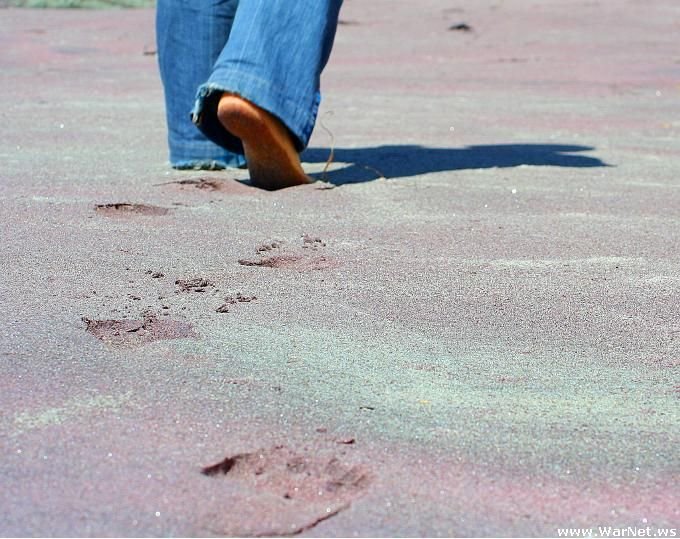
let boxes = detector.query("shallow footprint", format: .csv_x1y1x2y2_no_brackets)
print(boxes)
201,444,370,535
83,312,195,346
94,203,169,217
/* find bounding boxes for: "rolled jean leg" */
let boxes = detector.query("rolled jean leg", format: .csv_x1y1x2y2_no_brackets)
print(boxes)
191,0,343,155
156,0,246,169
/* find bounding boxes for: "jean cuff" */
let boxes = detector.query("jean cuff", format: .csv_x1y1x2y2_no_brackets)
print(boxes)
168,139,247,169
190,71,321,155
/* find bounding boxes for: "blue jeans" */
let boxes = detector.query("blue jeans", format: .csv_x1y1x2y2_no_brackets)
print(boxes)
156,0,343,169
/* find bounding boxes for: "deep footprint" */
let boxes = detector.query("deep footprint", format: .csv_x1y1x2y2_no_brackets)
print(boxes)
83,312,195,346
94,203,169,216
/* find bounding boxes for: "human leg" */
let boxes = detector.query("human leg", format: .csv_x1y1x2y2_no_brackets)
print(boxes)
156,0,246,169
191,0,343,188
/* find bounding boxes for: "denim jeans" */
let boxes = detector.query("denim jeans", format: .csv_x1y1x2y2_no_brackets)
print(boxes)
156,0,343,169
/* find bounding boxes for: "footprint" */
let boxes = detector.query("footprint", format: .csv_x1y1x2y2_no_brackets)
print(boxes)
175,278,215,292
94,203,169,216
240,236,338,271
238,254,338,271
238,254,301,268
202,444,369,533
216,293,257,313
163,176,252,194
83,312,195,346
256,240,284,253
302,234,326,249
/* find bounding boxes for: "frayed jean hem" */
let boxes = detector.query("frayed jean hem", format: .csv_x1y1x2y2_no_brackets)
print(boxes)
168,138,247,169
190,76,321,156
171,158,246,170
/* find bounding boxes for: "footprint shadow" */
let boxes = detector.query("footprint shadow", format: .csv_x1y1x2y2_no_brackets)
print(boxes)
302,143,612,185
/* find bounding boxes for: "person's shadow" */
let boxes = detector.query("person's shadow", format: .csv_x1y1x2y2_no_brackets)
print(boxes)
302,143,611,185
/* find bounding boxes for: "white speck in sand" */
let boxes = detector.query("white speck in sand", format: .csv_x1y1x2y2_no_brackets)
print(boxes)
655,91,662,97
16,449,22,454
449,126,455,132
147,474,152,479
108,452,113,458
326,507,332,513
59,124,64,129
155,512,161,517
642,518,647,524
511,188,518,194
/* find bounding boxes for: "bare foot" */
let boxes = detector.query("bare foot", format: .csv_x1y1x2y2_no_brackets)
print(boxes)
217,94,311,190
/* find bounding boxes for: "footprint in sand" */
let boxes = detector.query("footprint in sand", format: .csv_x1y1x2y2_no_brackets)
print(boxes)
175,277,215,293
83,311,195,346
94,203,170,217
202,444,370,535
302,234,327,250
238,253,338,271
160,176,252,195
256,240,284,253
173,278,259,314
239,235,339,271
215,293,257,313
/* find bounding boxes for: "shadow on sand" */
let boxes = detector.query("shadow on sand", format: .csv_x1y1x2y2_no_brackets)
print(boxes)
302,143,611,185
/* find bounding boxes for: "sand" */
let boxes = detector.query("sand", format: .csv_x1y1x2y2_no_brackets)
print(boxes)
0,1,678,536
